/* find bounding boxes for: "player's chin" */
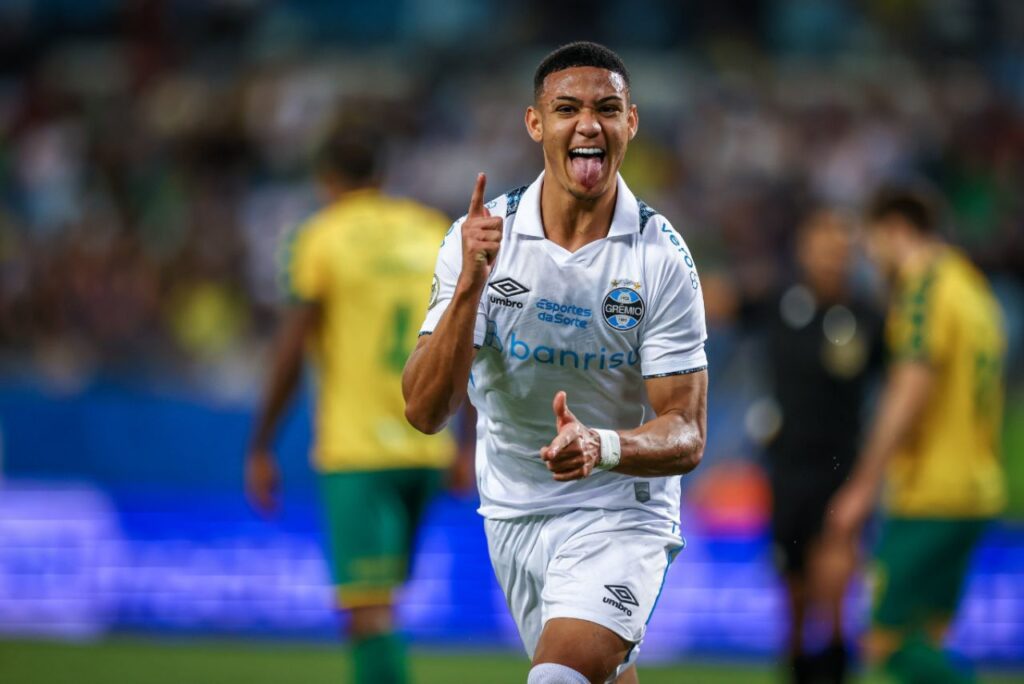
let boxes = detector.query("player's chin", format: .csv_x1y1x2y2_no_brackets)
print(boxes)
567,177,614,201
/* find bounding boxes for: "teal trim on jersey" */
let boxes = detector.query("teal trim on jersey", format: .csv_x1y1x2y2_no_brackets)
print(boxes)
637,200,657,234
505,184,529,216
643,365,708,380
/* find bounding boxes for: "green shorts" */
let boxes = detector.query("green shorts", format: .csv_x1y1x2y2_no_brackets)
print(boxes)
871,516,988,630
318,467,443,609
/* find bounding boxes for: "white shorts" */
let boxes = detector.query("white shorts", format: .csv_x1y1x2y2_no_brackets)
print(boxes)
484,507,683,677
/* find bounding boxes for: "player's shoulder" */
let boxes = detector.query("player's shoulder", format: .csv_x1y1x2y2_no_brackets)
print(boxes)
289,205,334,247
444,183,530,242
300,196,358,238
635,200,699,273
391,195,450,227
899,254,942,308
498,183,530,218
473,183,529,221
940,247,990,294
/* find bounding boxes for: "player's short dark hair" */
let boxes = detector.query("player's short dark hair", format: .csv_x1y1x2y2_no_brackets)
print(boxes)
315,127,383,184
866,186,938,234
533,41,630,99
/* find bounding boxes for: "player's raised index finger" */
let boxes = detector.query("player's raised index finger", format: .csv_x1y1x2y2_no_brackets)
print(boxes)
468,172,487,217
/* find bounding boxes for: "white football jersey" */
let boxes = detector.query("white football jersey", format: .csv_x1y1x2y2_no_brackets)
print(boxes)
421,173,707,522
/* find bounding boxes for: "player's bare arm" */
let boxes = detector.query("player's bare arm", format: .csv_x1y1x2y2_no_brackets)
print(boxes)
826,360,934,537
246,302,321,514
403,173,503,434
540,370,708,481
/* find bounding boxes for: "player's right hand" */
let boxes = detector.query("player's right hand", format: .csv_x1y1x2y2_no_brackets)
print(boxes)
245,449,280,516
457,172,503,293
541,391,602,481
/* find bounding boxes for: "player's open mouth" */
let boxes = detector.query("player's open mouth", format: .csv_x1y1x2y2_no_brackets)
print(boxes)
568,147,606,190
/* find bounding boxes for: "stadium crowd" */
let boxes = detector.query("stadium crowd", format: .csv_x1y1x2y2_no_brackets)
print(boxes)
0,0,1021,401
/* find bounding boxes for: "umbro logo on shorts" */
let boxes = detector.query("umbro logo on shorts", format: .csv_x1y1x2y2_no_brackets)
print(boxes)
603,585,639,616
489,277,530,298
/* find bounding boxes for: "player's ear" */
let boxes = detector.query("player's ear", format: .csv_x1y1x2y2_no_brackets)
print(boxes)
627,104,638,141
525,106,543,143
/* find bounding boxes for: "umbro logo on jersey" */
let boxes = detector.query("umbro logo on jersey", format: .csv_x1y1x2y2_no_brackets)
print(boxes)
489,278,530,297
488,278,530,309
603,584,639,616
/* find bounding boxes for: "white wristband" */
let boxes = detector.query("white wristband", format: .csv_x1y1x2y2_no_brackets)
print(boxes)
594,429,621,471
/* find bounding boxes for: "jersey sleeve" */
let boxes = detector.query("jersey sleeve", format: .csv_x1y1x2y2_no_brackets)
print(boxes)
419,216,487,346
640,219,709,378
280,219,328,303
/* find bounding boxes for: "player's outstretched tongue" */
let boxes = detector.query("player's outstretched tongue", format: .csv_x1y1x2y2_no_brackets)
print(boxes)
571,154,603,189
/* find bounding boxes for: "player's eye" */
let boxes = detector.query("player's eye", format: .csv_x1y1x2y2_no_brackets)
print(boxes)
555,105,576,114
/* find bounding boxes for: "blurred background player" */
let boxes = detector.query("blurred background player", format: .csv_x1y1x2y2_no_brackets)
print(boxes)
246,126,459,684
744,209,884,684
826,187,1007,684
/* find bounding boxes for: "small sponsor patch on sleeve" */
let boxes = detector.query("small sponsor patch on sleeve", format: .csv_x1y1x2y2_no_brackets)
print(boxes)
428,274,440,310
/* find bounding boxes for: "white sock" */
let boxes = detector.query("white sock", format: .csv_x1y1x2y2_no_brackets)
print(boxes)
527,662,590,684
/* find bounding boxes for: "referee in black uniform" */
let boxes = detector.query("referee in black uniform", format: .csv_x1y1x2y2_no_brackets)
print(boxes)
747,210,884,684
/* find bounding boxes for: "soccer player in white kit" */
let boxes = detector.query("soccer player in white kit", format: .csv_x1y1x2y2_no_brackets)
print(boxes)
403,42,708,684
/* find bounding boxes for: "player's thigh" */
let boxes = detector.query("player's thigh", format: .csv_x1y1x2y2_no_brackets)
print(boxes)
918,519,987,620
318,470,409,607
614,664,638,684
871,517,986,630
484,515,549,656
539,515,681,679
533,617,631,684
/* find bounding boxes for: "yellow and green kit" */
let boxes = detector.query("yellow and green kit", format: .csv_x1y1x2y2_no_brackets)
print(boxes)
873,246,1006,630
283,189,455,607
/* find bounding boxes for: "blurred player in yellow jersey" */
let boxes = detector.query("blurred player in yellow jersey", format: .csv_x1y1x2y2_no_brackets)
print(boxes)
825,187,1006,684
246,128,462,684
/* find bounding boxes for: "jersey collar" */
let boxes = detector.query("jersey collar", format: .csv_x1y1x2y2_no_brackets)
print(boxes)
512,172,641,238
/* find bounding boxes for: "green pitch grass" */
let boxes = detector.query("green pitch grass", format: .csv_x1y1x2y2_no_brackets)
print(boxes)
0,638,1021,684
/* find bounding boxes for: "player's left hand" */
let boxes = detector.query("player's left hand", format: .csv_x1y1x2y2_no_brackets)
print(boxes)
825,478,873,541
245,449,281,516
540,391,601,481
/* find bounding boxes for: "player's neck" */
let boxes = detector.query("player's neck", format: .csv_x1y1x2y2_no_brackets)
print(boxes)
903,237,942,270
322,178,380,202
539,178,617,253
895,237,942,282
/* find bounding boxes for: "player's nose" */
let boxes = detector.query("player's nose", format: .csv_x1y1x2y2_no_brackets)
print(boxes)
574,110,601,136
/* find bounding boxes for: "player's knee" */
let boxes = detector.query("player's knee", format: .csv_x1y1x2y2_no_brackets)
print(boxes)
527,662,589,684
